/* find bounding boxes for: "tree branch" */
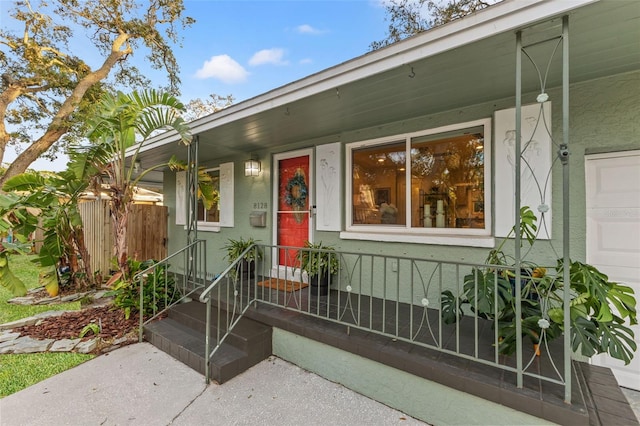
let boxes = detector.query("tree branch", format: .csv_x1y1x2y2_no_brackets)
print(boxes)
0,32,131,186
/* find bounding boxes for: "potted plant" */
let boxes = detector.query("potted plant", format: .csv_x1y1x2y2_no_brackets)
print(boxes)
296,241,340,296
441,207,637,364
222,237,262,279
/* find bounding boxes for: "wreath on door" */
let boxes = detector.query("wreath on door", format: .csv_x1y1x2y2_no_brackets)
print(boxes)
284,169,308,223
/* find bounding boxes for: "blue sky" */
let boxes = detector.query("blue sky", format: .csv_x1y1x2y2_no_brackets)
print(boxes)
171,0,389,103
1,0,392,170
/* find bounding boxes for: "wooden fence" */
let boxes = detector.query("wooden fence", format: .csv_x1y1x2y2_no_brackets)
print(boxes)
79,200,168,274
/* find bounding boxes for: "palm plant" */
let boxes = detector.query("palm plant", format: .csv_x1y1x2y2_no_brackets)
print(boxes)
69,89,193,278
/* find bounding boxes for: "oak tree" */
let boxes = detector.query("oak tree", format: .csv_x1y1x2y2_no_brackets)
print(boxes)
0,0,194,186
370,0,496,50
183,94,235,123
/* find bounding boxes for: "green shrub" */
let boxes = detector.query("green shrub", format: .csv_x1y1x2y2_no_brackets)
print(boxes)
107,259,179,319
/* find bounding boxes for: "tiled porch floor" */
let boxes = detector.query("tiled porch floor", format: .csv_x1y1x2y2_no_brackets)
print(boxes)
207,279,638,425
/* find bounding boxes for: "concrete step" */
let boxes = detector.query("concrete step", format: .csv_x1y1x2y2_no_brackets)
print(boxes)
143,301,271,384
169,301,272,355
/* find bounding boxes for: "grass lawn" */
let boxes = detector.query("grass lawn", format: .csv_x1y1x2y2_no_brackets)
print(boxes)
0,253,94,398
0,254,81,324
0,352,93,398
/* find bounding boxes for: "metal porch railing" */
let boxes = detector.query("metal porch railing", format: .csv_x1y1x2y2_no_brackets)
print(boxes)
198,243,569,395
136,239,208,341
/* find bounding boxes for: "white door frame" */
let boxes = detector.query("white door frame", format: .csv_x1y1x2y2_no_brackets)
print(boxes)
271,148,314,280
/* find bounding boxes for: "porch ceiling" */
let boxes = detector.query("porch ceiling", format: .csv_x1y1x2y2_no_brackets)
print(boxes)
137,0,639,171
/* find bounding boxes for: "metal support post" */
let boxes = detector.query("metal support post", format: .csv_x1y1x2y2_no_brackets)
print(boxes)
186,136,199,288
561,15,572,404
515,30,524,390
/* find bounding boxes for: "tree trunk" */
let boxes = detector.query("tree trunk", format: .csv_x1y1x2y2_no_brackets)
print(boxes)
0,33,131,187
73,225,95,290
111,197,130,278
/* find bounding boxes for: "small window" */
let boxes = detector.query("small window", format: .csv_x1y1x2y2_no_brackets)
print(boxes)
346,118,491,242
175,162,234,230
197,169,221,225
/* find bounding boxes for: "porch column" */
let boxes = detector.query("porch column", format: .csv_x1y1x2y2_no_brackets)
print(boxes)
516,15,571,403
561,15,571,405
515,29,524,391
186,135,199,287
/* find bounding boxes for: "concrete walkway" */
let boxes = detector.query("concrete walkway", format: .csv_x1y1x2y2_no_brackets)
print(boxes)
0,343,426,426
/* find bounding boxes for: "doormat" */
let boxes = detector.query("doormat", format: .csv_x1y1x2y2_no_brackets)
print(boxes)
257,278,308,292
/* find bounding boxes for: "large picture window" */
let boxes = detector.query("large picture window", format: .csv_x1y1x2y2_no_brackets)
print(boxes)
346,119,491,242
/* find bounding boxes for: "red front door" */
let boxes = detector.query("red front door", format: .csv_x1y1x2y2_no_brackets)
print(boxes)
275,151,312,270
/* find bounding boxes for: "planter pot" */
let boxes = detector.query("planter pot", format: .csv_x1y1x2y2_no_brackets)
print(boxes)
509,268,538,301
237,259,255,279
309,273,330,296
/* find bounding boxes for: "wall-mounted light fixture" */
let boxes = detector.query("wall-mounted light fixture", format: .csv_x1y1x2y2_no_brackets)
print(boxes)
244,158,261,177
133,160,141,173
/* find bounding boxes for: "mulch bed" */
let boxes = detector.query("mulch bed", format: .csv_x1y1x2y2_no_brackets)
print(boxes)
13,306,139,342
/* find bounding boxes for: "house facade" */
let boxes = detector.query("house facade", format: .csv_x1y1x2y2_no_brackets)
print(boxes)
137,0,640,418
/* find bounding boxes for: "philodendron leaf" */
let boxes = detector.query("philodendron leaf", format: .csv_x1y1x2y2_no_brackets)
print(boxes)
599,321,637,365
548,307,564,324
441,290,463,325
0,252,27,296
518,206,538,245
571,316,600,358
595,301,614,323
607,284,637,325
463,269,512,319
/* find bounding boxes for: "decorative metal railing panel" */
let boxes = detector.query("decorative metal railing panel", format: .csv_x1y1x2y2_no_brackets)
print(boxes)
198,243,568,389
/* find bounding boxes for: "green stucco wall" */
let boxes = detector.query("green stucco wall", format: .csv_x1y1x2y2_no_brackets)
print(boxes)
165,70,640,284
272,328,556,425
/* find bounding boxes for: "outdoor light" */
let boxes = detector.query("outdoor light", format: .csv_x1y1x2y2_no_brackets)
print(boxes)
244,158,261,177
133,160,141,173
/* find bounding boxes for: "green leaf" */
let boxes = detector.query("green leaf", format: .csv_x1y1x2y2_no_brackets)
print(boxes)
1,173,46,192
608,284,637,325
0,252,27,296
79,323,101,338
595,302,613,323
39,267,59,297
463,268,512,319
441,290,463,324
518,206,538,245
571,317,601,358
598,321,637,365
548,307,564,324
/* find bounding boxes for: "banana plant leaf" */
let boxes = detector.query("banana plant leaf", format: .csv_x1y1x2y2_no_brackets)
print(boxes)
0,252,27,296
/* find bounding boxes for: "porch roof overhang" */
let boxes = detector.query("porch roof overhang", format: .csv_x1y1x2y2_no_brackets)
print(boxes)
136,0,640,172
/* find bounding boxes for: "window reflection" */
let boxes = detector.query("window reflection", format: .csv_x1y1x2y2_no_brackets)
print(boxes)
352,141,406,225
351,125,485,230
197,169,220,223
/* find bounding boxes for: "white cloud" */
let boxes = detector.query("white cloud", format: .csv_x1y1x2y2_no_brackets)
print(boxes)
299,58,313,65
195,55,249,84
249,48,289,66
296,24,324,35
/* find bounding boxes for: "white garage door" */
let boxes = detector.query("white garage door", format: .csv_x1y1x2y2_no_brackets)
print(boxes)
586,150,640,390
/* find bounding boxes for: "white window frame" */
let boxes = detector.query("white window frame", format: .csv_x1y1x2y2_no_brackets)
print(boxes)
175,161,234,232
197,166,222,232
341,118,494,248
